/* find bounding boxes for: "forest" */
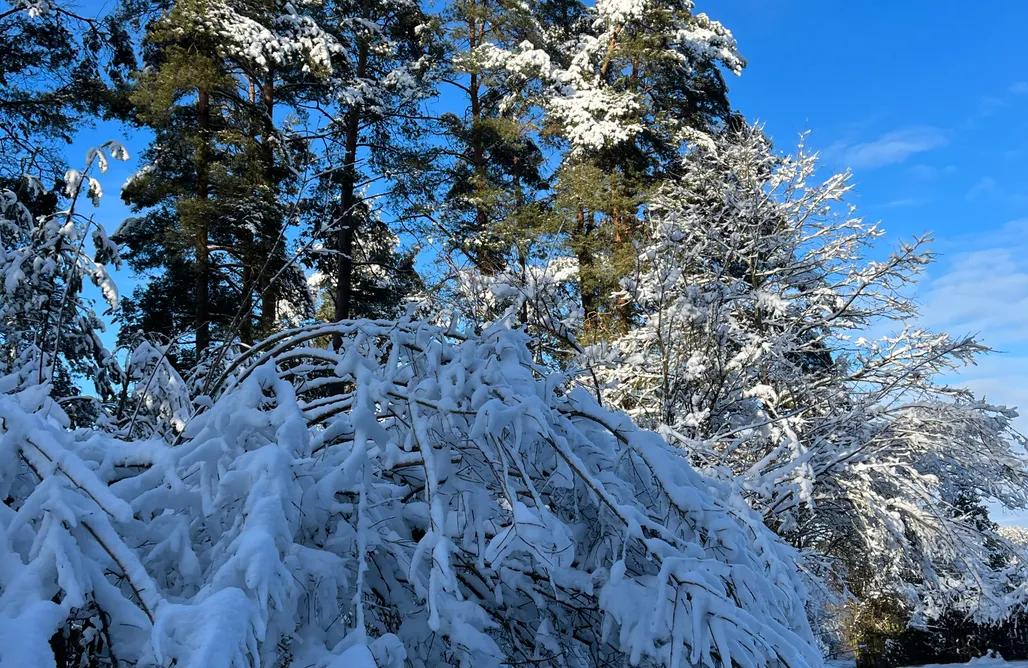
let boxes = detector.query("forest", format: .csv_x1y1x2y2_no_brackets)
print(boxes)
2,0,1028,666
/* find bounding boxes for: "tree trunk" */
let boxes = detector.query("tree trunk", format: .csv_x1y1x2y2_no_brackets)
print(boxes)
611,201,635,334
236,80,256,345
332,13,369,348
195,85,211,353
259,76,279,336
574,207,599,333
467,4,502,275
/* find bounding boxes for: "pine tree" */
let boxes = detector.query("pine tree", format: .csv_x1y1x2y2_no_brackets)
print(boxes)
118,0,337,356
296,0,433,337
486,0,742,338
308,205,421,323
428,0,744,342
119,1,236,355
427,0,552,279
0,0,136,182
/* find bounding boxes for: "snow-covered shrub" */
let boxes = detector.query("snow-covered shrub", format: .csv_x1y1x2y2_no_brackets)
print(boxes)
112,335,193,439
0,319,822,667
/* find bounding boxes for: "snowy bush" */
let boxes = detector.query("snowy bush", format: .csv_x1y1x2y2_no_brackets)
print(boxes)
0,319,822,667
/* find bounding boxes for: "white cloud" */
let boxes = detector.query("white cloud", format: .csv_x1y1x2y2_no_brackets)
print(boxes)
964,177,1028,205
980,95,1005,116
879,198,925,209
1009,81,1028,94
921,246,1028,341
966,176,998,201
907,164,936,179
916,226,1028,524
829,126,948,169
920,220,1028,346
907,164,957,180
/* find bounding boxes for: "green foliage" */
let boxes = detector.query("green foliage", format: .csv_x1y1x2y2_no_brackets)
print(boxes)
429,0,552,275
119,0,321,352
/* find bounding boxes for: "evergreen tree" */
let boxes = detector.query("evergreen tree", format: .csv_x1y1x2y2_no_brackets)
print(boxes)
118,2,239,355
480,0,742,338
426,0,551,279
0,0,135,182
308,206,421,323
118,0,336,356
297,0,433,336
426,0,744,342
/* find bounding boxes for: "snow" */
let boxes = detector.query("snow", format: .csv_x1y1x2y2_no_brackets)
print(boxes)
470,0,742,153
171,0,342,76
828,653,1028,668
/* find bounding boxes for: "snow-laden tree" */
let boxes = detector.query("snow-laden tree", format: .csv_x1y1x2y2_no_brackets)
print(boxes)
110,333,193,440
469,0,744,336
599,125,1028,625
1001,525,1028,548
510,0,742,154
0,313,823,667
0,142,127,411
420,0,554,277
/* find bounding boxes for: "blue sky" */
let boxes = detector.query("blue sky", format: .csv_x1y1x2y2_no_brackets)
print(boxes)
74,0,1028,517
712,0,1028,238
